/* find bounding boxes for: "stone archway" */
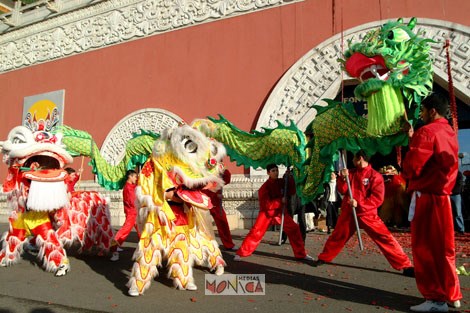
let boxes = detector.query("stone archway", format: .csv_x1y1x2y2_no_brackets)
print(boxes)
100,108,183,165
256,18,470,132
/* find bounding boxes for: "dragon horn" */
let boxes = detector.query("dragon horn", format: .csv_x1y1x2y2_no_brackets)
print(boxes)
407,17,417,30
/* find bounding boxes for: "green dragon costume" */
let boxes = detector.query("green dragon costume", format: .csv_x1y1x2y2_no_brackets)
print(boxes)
200,17,434,204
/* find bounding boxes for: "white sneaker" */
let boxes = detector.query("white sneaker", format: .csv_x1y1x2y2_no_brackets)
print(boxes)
110,252,119,262
128,286,139,297
233,255,241,262
229,245,238,251
185,282,197,291
117,247,124,252
303,255,314,261
410,300,448,312
55,263,70,277
448,300,460,308
215,265,224,276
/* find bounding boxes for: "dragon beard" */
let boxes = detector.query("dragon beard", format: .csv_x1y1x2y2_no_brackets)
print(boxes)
358,83,405,136
26,180,69,212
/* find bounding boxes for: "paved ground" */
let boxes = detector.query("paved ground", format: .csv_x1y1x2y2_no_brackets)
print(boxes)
0,224,468,313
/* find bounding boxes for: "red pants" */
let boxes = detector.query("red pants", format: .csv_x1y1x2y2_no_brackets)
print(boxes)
210,206,235,249
237,210,307,258
112,212,138,250
318,210,412,270
411,193,462,302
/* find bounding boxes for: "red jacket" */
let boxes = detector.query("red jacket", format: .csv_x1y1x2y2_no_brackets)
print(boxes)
258,175,296,215
337,164,384,216
122,182,137,215
204,169,232,207
402,118,458,195
64,173,80,193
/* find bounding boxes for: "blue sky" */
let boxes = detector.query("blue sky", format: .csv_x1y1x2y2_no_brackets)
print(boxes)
458,129,470,171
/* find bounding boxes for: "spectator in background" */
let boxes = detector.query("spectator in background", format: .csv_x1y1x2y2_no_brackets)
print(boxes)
320,171,341,234
378,165,409,228
451,170,465,235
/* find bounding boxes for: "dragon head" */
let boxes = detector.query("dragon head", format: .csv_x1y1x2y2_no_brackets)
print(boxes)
343,17,433,135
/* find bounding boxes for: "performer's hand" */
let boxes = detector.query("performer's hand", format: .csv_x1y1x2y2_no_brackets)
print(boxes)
402,121,414,138
165,189,183,203
341,168,349,177
349,198,357,208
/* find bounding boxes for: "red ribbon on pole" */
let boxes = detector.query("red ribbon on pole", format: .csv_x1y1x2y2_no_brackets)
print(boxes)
444,38,459,133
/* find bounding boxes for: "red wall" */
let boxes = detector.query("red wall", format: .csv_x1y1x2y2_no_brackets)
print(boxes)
0,0,468,180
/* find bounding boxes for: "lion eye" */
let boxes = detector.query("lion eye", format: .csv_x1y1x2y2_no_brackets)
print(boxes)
12,134,26,144
181,137,197,153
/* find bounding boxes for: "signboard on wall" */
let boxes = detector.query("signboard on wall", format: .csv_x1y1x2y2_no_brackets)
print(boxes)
23,90,65,132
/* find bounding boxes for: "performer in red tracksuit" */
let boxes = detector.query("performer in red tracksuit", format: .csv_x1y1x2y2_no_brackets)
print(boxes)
64,167,81,193
315,150,413,276
205,168,236,250
110,169,140,261
403,93,462,312
235,164,312,261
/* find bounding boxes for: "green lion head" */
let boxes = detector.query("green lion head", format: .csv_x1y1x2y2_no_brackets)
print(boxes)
342,18,434,135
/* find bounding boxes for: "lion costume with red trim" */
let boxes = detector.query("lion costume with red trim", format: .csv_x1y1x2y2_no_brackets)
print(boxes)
0,126,113,276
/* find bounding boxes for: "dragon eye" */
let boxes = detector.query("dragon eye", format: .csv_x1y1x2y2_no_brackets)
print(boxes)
386,28,410,42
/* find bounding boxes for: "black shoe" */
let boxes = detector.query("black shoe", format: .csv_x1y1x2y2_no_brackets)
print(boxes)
403,267,415,277
312,259,326,267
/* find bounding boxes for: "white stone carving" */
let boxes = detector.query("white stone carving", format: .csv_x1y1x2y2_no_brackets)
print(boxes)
100,108,183,165
0,0,302,73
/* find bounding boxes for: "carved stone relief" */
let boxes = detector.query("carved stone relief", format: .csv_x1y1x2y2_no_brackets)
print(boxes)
0,0,302,73
100,108,183,165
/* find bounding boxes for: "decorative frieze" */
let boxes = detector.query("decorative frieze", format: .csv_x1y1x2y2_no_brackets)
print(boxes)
0,0,302,73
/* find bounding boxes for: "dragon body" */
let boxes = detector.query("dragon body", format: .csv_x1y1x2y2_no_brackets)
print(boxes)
202,18,434,203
